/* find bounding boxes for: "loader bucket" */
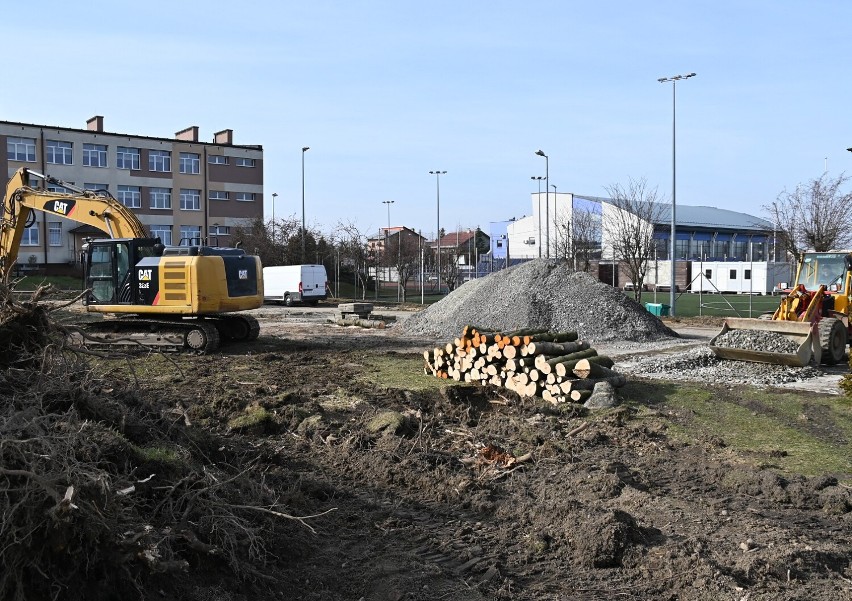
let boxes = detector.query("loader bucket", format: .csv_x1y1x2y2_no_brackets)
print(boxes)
708,317,821,367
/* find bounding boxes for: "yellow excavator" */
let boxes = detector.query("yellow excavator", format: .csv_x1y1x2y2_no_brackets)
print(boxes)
709,251,851,366
1,167,264,353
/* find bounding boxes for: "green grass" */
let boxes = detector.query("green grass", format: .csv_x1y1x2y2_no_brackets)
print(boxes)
359,354,456,391
635,291,781,318
625,381,852,477
11,275,83,291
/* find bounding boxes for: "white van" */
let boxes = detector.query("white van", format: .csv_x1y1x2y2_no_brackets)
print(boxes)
262,264,328,306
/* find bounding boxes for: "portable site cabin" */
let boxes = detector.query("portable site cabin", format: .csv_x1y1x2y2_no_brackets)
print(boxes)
689,261,794,295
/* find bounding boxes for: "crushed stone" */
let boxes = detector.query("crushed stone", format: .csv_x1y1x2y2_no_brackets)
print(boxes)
400,260,677,344
712,329,800,354
621,347,824,386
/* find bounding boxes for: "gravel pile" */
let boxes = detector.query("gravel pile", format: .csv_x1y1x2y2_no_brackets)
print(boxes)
400,260,677,343
622,347,823,386
712,329,800,354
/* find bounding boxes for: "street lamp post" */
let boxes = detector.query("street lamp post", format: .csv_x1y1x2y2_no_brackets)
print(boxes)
382,199,395,301
657,72,696,316
429,170,446,295
271,192,278,244
551,184,558,258
531,176,544,258
535,150,549,258
301,146,310,264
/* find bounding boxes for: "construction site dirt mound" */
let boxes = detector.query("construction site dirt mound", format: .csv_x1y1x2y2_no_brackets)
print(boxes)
402,260,678,343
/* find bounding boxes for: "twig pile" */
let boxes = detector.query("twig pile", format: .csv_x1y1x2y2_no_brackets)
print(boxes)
0,280,313,601
423,326,627,404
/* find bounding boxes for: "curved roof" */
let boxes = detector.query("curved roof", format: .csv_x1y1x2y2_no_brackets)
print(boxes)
668,204,772,231
586,195,773,232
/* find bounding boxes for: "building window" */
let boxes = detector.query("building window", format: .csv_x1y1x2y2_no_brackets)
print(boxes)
149,150,171,172
744,269,751,280
730,269,737,279
83,143,108,167
47,140,73,165
7,137,36,162
84,183,109,196
116,146,141,170
209,190,229,201
235,192,255,202
179,225,202,246
22,224,39,246
179,152,201,174
208,155,228,165
49,222,62,246
150,225,172,245
704,269,712,280
235,157,255,167
180,188,201,211
210,224,230,235
117,185,142,209
150,187,172,209
47,183,75,194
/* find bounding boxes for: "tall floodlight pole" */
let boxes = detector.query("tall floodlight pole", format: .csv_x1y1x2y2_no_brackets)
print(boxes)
429,170,446,294
535,150,549,258
531,176,545,258
301,146,310,263
657,72,695,316
382,200,395,301
271,192,278,244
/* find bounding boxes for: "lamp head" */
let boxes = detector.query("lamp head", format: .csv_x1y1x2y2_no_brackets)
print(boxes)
302,146,310,152
535,149,546,157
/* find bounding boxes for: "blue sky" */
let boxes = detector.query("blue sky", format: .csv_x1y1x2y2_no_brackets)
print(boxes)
4,1,852,239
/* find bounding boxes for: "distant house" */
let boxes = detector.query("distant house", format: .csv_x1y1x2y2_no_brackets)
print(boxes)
367,226,425,254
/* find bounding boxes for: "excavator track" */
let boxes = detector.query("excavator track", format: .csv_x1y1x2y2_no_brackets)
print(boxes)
68,314,258,354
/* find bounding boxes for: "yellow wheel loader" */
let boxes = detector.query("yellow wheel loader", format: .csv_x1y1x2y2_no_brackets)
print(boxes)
1,168,264,353
709,251,851,366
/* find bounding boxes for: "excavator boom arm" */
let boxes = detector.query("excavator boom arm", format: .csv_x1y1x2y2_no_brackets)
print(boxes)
1,167,147,274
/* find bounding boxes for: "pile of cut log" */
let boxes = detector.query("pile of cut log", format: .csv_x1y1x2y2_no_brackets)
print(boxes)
422,326,627,404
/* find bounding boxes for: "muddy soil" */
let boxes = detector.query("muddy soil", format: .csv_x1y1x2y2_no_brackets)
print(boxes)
21,300,838,600
103,305,848,601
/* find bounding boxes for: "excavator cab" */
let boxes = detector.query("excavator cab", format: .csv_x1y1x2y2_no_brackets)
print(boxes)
83,238,162,305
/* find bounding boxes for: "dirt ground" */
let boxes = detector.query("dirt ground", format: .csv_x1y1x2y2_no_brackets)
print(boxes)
92,305,847,601
10,301,845,601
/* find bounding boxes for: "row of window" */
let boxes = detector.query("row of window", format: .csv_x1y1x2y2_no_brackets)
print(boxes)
115,186,255,210
19,223,230,247
8,137,256,171
38,180,255,210
705,269,753,281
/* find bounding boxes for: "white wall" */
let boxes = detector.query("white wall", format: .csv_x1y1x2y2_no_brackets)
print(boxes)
689,261,794,294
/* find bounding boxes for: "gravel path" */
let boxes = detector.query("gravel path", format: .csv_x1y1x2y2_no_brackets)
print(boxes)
400,260,677,343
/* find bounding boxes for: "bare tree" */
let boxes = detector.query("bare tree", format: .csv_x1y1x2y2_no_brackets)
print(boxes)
335,221,371,300
569,206,602,273
603,178,667,300
440,248,461,292
388,233,422,302
763,173,852,265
